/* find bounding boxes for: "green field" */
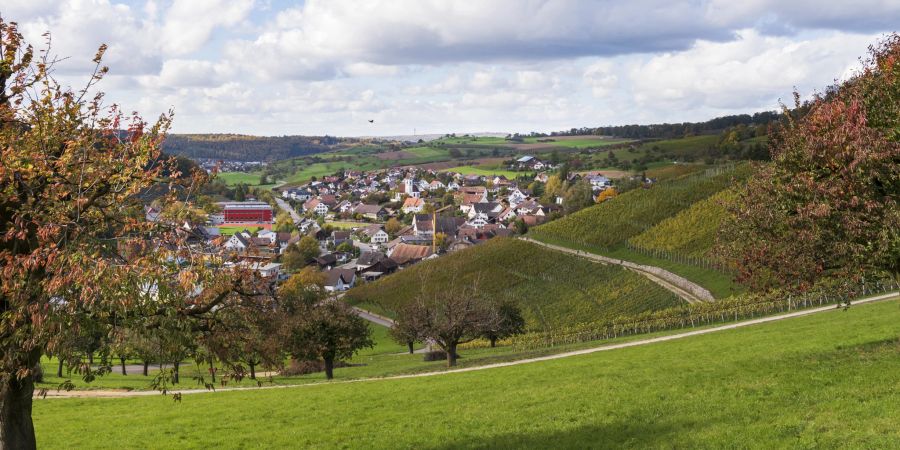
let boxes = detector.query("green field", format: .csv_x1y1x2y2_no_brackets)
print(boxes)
216,171,263,185
440,165,526,179
347,238,682,330
33,297,900,448
522,136,631,148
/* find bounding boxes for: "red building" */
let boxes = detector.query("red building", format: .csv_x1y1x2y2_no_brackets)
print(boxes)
219,201,273,224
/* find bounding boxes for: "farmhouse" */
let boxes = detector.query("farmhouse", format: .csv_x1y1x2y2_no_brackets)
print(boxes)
354,203,387,221
324,268,356,292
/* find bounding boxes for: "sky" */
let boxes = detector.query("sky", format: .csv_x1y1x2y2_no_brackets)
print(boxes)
2,0,898,137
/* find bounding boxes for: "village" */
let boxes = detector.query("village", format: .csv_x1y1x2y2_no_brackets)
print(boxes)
154,155,618,293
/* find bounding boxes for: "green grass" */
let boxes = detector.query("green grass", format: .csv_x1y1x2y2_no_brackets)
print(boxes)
440,166,525,178
347,238,682,330
215,225,263,236
522,136,632,148
33,297,900,448
216,171,264,186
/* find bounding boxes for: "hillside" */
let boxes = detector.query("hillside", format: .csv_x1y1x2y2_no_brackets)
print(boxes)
530,164,750,251
163,134,346,161
629,188,737,258
528,164,752,297
33,297,900,448
346,238,682,330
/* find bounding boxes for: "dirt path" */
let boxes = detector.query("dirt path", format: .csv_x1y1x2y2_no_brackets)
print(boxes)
36,292,897,399
519,237,713,303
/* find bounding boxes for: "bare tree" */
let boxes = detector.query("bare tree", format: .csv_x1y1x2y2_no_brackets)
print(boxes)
396,272,490,367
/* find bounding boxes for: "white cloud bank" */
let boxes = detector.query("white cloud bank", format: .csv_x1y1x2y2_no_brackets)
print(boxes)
0,0,896,135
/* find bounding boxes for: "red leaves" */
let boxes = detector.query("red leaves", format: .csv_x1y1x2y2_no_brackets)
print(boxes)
723,33,900,291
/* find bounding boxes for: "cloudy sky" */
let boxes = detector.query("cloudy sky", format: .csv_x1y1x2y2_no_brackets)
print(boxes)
3,1,898,136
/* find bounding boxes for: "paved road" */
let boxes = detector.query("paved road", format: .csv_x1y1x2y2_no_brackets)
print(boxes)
274,197,302,224
519,237,713,303
37,291,898,399
351,306,395,327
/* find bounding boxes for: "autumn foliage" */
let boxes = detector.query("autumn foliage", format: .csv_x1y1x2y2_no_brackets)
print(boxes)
721,34,900,291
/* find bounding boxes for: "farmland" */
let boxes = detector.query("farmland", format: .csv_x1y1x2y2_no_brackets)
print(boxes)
346,238,682,330
528,164,751,297
33,297,900,448
629,189,736,258
530,164,751,251
439,165,526,178
521,136,632,148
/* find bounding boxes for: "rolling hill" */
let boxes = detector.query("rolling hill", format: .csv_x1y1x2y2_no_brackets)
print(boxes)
346,238,682,330
33,297,900,448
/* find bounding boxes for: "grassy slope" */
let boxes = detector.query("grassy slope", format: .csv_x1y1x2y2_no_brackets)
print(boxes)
529,165,750,297
629,189,736,257
346,238,681,330
34,298,900,448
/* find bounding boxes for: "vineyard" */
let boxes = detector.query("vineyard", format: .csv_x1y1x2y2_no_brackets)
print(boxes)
628,189,736,258
345,238,682,331
508,277,900,350
528,164,752,252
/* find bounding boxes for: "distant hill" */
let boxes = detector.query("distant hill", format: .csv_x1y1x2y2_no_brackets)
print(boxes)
162,134,347,161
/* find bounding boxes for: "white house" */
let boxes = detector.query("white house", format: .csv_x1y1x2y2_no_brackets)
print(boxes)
371,229,389,244
507,188,529,206
402,197,425,214
324,269,356,292
224,233,249,251
586,174,611,190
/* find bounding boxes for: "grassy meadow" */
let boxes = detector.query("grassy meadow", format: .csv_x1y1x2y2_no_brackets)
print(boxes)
33,297,900,448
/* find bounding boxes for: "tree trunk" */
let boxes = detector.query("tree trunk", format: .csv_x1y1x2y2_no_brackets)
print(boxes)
0,376,36,450
56,359,63,378
407,341,414,354
87,353,93,365
446,342,458,367
173,361,180,384
323,357,334,380
490,337,497,348
120,357,127,376
249,363,256,380
209,360,216,383
142,361,149,377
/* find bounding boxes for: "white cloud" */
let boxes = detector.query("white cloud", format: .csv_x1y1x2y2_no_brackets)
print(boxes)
628,30,876,111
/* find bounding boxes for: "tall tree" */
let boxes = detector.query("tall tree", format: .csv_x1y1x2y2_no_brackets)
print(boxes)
479,300,525,347
720,34,900,291
278,273,373,379
395,272,490,367
0,20,271,447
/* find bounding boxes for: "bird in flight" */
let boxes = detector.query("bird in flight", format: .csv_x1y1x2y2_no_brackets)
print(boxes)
368,119,375,123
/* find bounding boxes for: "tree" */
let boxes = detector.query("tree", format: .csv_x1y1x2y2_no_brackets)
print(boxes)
563,180,594,214
389,320,419,354
433,232,450,253
274,212,295,232
0,21,272,447
234,184,247,201
480,300,525,347
595,187,617,203
278,273,373,379
441,192,456,207
283,235,321,270
720,34,900,291
384,218,402,237
395,272,490,367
